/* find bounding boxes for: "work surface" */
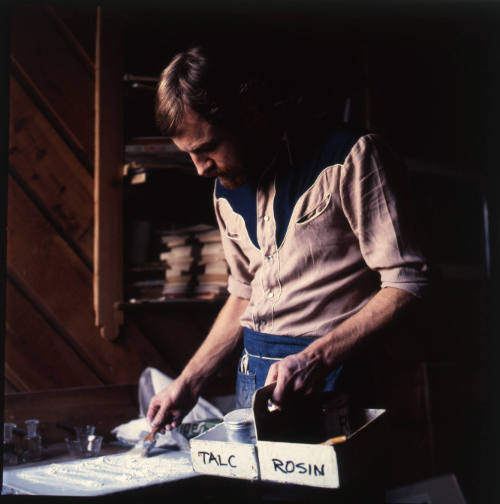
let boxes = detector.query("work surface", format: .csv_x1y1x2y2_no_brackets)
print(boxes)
2,444,385,503
2,444,197,497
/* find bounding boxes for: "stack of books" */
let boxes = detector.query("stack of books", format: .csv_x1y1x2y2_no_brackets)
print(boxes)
159,225,229,299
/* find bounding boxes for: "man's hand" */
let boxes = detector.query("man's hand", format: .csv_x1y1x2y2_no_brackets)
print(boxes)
146,377,198,431
263,288,420,409
145,295,248,431
264,349,327,407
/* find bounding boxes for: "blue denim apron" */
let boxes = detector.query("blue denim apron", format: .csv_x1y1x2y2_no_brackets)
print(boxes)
235,327,343,409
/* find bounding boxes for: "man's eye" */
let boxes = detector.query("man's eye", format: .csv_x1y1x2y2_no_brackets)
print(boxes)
204,140,220,152
193,140,220,156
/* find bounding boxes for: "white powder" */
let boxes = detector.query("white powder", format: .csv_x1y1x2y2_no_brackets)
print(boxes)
14,451,194,494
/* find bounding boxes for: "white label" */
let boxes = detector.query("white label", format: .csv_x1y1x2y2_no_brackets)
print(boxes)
258,442,339,488
190,440,259,480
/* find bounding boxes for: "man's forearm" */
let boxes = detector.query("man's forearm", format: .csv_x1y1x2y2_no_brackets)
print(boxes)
304,287,418,370
179,294,249,394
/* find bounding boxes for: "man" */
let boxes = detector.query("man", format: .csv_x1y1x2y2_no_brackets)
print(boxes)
147,46,430,432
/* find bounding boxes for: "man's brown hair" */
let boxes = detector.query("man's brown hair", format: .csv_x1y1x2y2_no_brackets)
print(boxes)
156,45,278,137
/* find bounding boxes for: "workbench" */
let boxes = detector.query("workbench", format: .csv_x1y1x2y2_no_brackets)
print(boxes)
3,384,386,503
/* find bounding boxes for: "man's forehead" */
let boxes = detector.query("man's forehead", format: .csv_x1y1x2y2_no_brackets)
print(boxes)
172,108,214,151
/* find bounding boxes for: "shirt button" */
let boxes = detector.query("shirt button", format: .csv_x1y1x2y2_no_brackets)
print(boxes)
267,255,273,261
263,215,270,222
268,292,274,298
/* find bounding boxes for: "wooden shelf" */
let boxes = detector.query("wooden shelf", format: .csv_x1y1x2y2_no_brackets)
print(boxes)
117,297,227,312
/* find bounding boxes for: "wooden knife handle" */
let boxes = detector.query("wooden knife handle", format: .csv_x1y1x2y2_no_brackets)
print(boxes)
144,424,161,442
320,435,347,446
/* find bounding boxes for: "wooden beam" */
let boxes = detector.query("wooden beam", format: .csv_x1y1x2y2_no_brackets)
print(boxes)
94,7,124,340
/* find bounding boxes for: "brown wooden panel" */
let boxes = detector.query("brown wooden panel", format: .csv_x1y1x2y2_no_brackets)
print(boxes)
47,5,96,71
94,8,124,340
9,76,93,263
10,5,94,160
5,280,103,390
7,176,170,384
4,384,138,443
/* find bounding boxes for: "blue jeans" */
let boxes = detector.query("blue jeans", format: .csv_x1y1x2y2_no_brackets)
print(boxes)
235,328,343,409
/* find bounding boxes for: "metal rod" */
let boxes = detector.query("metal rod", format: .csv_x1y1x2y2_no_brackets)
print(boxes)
123,73,159,83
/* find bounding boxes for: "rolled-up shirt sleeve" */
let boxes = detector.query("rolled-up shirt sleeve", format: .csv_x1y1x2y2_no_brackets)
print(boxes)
214,194,253,300
340,134,431,298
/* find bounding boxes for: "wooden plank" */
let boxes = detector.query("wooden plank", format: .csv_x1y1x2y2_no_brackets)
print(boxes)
10,5,94,160
5,279,103,390
7,175,170,384
94,7,124,340
4,384,138,443
9,75,93,263
46,5,95,73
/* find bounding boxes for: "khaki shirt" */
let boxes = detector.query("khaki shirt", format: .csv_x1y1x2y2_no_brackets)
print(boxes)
214,130,430,338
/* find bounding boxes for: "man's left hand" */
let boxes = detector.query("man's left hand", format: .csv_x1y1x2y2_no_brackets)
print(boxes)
264,349,327,407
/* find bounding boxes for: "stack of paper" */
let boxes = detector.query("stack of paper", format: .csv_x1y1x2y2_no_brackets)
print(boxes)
159,225,229,299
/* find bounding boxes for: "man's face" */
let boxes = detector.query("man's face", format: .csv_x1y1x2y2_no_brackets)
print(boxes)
172,108,248,189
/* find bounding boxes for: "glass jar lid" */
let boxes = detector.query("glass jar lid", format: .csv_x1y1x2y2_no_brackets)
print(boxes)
223,408,253,429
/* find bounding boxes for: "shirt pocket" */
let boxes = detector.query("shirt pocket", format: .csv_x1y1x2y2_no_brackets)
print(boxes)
224,213,245,241
225,226,240,241
295,193,332,225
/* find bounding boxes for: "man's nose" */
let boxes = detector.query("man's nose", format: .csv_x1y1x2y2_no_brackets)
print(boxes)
191,154,214,177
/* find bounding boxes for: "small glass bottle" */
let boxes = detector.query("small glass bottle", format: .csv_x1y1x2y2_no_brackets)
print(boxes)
23,419,42,462
3,423,18,466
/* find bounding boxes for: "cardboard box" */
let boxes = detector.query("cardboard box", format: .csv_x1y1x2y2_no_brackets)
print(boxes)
190,422,259,480
253,385,387,489
189,384,386,488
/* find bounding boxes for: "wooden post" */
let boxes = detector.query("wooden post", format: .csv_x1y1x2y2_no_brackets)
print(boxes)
94,7,124,340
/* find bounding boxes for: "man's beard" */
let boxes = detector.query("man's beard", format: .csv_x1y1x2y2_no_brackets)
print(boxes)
216,164,248,190
218,173,247,190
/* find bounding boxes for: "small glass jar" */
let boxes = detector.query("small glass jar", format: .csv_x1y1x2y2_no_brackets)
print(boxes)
3,423,18,466
23,419,42,462
65,434,102,458
223,408,256,444
74,424,95,442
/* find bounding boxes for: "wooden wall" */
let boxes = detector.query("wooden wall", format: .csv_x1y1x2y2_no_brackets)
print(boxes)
5,5,176,392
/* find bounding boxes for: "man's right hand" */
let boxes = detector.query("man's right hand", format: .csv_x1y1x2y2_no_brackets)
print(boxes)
146,376,198,431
